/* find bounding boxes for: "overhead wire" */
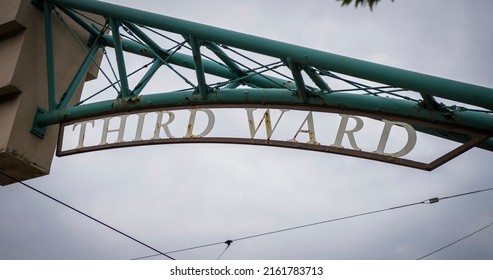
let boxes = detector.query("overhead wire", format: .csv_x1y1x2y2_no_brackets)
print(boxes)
318,69,417,101
209,61,285,89
133,187,493,260
218,45,296,92
216,240,233,260
0,171,175,260
220,44,295,82
70,9,106,29
75,59,156,106
417,220,493,260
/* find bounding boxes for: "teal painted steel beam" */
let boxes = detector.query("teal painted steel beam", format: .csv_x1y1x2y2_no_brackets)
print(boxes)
48,0,493,110
44,1,56,112
132,59,162,96
224,82,241,89
121,21,163,57
56,6,100,37
419,94,440,110
304,67,331,92
58,42,101,109
203,42,244,76
109,18,131,99
188,35,209,99
287,57,309,103
35,89,493,136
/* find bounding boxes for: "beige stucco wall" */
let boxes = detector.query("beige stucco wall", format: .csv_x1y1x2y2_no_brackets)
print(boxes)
0,0,102,185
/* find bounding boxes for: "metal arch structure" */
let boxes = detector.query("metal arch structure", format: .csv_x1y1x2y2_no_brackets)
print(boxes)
30,0,493,169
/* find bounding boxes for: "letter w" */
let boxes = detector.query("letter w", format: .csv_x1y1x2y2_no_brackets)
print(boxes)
245,109,288,139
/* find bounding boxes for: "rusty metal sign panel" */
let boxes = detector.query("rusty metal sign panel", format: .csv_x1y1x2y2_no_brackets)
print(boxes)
56,107,488,170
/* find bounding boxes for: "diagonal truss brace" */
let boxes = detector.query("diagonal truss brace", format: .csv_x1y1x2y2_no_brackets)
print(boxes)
108,18,131,99
188,35,209,100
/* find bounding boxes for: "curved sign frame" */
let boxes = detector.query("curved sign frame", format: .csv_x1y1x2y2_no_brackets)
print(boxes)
56,104,489,171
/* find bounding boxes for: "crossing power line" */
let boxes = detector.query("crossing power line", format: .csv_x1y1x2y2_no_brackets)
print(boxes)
2,169,492,260
133,187,493,260
417,219,493,260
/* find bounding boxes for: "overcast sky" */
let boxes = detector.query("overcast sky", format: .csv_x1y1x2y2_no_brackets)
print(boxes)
1,0,493,260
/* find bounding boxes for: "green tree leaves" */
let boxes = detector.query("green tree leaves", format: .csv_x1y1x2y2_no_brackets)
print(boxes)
337,0,394,10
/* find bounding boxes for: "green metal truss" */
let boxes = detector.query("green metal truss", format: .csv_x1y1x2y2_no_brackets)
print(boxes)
31,0,493,152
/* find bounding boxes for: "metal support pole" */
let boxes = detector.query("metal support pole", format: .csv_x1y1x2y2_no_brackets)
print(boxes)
44,1,57,112
56,6,101,37
305,67,331,92
122,21,163,56
203,42,244,76
132,59,162,96
420,94,440,109
58,42,101,109
287,57,308,102
189,35,209,99
108,18,130,99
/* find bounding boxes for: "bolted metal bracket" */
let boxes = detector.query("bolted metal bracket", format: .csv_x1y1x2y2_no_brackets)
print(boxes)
31,107,48,139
